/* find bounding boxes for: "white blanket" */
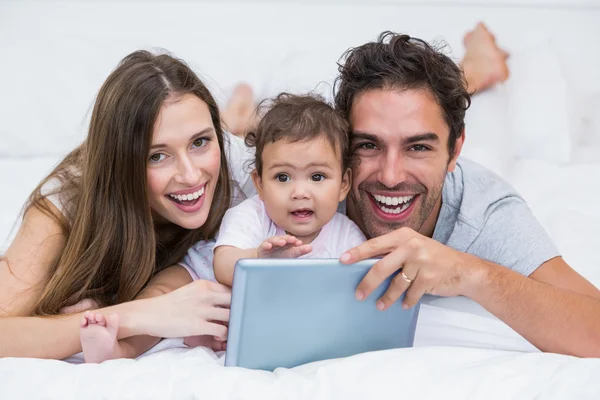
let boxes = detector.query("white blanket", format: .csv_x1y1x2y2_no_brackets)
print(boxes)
2,340,599,399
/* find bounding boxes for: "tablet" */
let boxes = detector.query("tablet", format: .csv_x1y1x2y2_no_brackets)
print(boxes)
224,258,420,370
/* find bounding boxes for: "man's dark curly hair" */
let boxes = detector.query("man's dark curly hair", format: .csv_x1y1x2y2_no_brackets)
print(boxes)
334,31,471,157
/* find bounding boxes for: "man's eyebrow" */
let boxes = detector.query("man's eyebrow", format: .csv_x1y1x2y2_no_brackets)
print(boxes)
150,127,214,150
351,131,379,143
402,133,440,146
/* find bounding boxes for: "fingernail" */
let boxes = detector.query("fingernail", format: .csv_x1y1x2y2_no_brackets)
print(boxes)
355,290,364,301
376,301,385,310
341,253,351,263
402,303,410,310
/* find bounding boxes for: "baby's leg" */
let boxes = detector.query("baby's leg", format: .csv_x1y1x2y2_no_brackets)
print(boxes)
79,311,121,363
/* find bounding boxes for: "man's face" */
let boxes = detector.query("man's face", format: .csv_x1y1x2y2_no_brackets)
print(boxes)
347,88,464,239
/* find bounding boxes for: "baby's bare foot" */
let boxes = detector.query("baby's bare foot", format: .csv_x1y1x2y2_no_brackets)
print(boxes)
461,22,509,93
80,311,121,363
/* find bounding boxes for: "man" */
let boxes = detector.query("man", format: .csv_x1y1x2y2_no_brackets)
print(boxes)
335,30,600,357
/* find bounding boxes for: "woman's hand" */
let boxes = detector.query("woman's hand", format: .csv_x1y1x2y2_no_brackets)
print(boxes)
139,279,232,339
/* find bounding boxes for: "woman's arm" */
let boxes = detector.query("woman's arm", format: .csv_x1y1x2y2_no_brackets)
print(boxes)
1,204,231,359
113,265,194,359
0,203,65,317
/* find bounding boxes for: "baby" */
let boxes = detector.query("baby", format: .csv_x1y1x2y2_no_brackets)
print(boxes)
213,93,366,286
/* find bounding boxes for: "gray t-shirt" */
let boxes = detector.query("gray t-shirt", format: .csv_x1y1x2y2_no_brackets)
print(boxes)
433,158,559,276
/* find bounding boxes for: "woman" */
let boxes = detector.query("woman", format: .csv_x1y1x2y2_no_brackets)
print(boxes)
0,50,254,360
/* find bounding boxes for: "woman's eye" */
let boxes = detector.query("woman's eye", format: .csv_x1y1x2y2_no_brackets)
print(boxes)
192,138,207,148
276,174,290,183
311,174,325,182
149,153,166,163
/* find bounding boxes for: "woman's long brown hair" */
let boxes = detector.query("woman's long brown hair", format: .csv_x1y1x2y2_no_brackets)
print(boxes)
28,51,232,315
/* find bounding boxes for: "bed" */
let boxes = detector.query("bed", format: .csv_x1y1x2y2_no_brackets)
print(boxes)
1,1,599,398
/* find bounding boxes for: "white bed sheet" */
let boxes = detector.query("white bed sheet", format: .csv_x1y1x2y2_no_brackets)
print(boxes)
2,341,599,399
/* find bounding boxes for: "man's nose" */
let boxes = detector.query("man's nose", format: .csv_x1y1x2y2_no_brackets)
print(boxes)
378,153,408,188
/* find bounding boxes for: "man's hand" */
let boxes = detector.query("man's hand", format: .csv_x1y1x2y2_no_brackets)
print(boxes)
340,227,482,310
257,235,312,259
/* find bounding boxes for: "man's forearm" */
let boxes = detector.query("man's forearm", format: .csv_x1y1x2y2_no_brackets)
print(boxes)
465,259,600,357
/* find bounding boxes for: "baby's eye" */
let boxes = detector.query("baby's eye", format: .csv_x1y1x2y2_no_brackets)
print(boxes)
311,174,325,182
149,153,166,163
276,174,290,183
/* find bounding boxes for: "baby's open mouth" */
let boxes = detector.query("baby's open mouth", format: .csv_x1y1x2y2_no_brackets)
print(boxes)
291,209,313,218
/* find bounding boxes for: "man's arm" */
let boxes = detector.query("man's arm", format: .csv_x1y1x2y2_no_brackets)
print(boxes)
342,228,600,357
466,256,600,357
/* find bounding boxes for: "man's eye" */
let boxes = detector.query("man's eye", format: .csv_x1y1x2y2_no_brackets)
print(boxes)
311,174,325,182
410,144,429,152
358,143,377,150
276,174,290,183
149,153,166,163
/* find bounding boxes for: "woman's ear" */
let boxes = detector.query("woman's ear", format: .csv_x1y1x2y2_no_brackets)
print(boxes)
251,169,264,200
339,167,352,202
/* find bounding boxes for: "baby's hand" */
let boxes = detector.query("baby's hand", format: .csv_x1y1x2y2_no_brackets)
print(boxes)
257,235,312,259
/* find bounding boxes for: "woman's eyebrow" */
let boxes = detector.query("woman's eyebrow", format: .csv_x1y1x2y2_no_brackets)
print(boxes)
150,127,214,150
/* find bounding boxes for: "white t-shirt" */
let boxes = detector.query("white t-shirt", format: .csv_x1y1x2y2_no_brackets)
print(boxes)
216,195,366,257
181,195,366,282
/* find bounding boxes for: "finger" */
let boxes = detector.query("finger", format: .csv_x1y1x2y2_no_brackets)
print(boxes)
80,316,88,328
271,237,288,247
340,228,413,264
205,281,232,293
260,241,273,251
284,235,298,244
402,278,427,310
206,306,230,323
288,244,311,258
202,321,228,338
377,268,418,310
210,291,232,307
355,247,409,301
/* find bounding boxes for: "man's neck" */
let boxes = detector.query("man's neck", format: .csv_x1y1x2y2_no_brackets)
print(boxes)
419,195,443,238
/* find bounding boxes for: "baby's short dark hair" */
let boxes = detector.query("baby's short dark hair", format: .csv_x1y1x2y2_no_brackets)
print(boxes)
245,93,350,176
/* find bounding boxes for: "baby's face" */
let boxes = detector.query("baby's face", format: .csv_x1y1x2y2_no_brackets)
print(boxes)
252,137,350,244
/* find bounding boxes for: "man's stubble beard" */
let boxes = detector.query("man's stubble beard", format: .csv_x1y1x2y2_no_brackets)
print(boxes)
349,174,445,239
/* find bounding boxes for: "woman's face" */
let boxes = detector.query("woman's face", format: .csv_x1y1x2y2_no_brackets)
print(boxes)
146,93,221,229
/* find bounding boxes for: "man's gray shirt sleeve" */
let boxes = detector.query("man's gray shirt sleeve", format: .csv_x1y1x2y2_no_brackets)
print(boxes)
466,196,560,276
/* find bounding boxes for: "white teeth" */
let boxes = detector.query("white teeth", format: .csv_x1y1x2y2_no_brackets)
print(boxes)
378,201,411,214
169,186,205,202
373,194,415,205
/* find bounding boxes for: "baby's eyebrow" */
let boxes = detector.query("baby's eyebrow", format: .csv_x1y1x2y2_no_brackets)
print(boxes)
268,162,334,170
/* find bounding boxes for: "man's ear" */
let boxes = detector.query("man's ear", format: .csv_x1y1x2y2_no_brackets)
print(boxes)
448,129,465,172
339,167,352,202
251,169,264,200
